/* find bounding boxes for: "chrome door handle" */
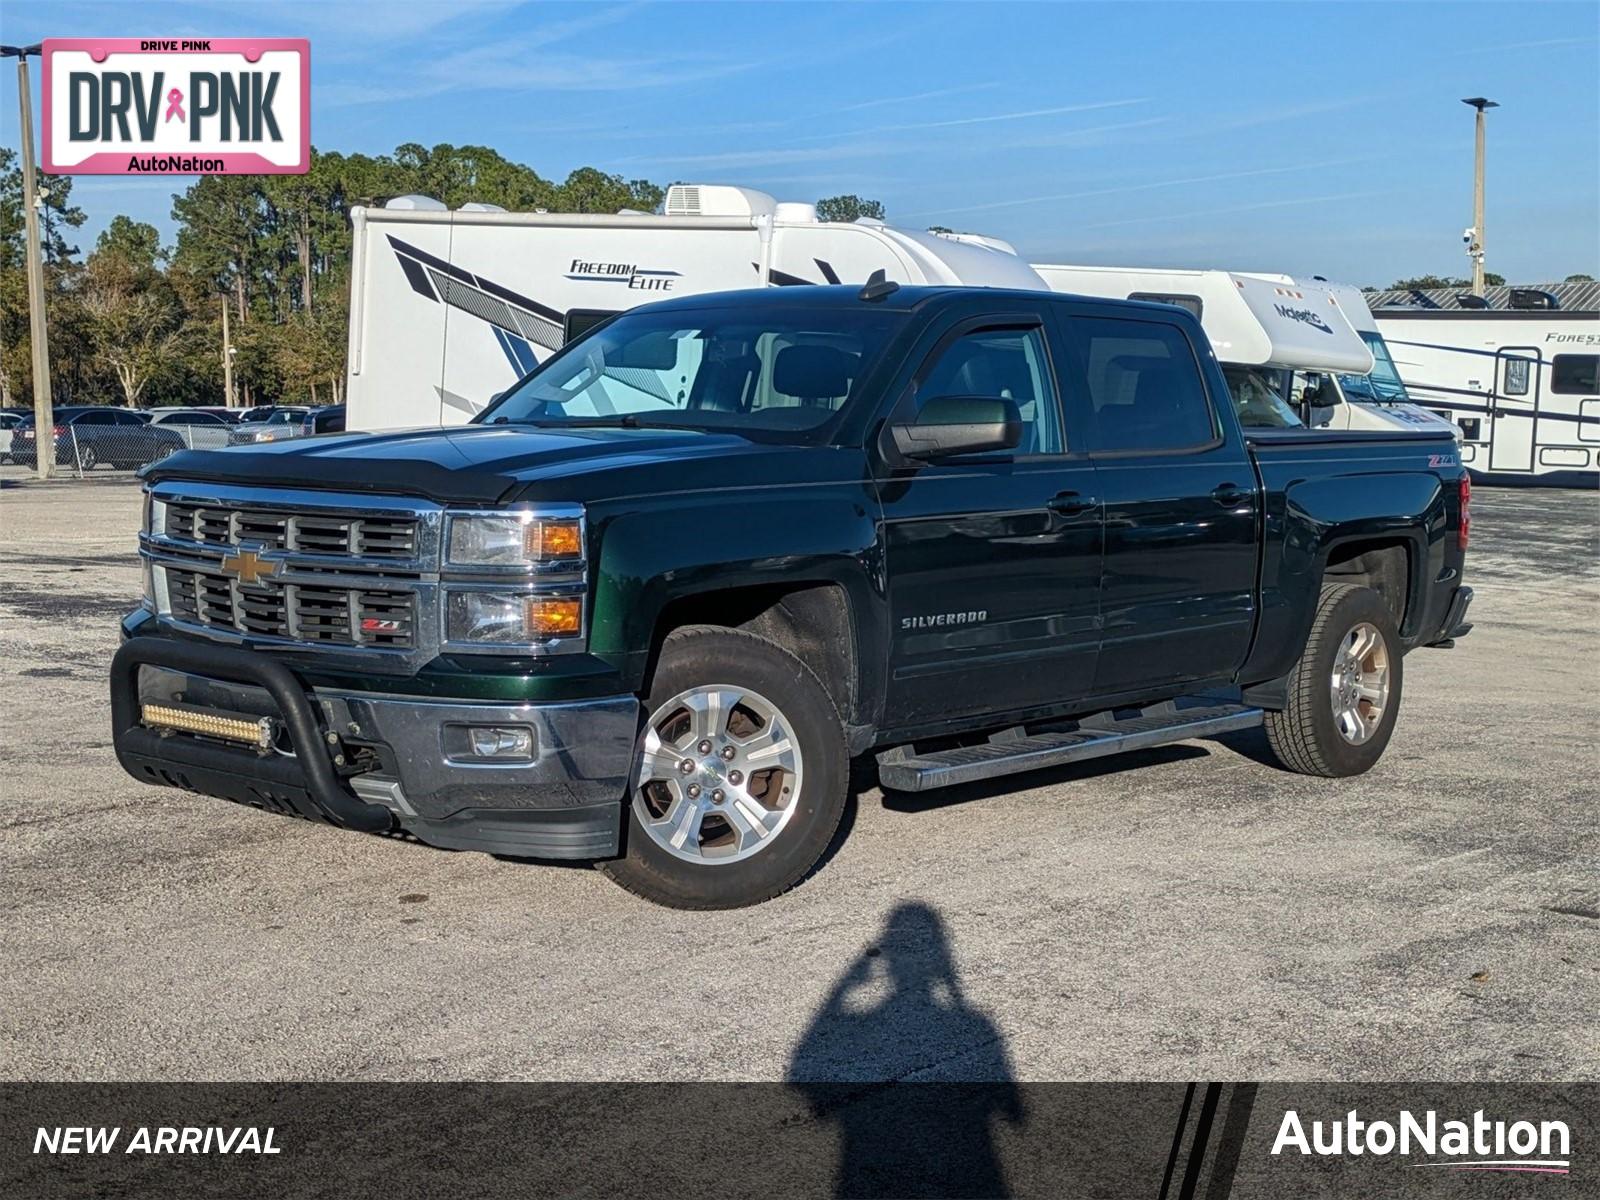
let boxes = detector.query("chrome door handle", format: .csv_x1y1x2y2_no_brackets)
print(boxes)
1211,483,1250,506
1048,490,1096,515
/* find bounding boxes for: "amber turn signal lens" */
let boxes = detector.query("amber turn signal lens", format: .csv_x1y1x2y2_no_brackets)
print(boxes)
525,597,582,636
526,519,582,560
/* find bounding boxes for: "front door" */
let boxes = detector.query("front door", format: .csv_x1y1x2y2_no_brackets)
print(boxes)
1489,347,1541,473
876,316,1103,730
1053,305,1260,698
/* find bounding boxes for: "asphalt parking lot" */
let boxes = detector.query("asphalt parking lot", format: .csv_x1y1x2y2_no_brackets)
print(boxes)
1,474,1595,1083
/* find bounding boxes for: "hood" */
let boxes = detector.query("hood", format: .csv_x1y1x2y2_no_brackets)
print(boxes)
145,423,768,505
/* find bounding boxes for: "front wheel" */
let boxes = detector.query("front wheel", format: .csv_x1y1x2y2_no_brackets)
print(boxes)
599,626,847,909
1264,583,1403,777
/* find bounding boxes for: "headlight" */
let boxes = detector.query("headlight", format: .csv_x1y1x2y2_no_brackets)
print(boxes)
445,511,584,569
445,591,583,646
141,491,166,536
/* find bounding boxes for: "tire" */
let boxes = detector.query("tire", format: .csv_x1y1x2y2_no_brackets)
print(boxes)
75,444,97,471
1264,583,1403,777
599,625,848,909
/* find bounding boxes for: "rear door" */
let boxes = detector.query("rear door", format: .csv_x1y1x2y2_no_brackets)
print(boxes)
875,300,1103,728
1053,303,1259,697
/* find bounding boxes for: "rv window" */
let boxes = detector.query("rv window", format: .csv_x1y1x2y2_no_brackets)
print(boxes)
1127,292,1204,320
1338,331,1409,403
1066,318,1220,451
1551,354,1599,395
1502,357,1531,397
564,308,619,344
1222,366,1304,429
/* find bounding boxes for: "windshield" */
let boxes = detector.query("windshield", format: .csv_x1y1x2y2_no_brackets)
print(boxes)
1221,365,1304,428
264,410,302,425
1338,331,1409,404
478,307,907,441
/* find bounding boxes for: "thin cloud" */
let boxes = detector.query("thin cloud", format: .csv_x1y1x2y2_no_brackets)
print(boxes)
1451,35,1597,55
903,158,1372,219
833,97,1150,139
613,141,902,170
996,116,1173,151
1078,190,1388,232
830,82,1003,114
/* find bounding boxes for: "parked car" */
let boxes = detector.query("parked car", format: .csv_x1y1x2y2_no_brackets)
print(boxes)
114,284,1473,909
11,407,187,470
146,407,239,450
0,408,28,462
302,405,346,436
227,407,312,446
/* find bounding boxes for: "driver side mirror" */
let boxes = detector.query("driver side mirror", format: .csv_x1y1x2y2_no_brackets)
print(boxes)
887,395,1022,461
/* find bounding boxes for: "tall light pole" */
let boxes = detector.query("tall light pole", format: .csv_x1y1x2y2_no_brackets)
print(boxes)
2,43,54,479
1462,97,1498,298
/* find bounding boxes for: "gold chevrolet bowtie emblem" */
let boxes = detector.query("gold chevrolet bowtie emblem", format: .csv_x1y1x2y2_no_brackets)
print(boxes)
219,548,280,586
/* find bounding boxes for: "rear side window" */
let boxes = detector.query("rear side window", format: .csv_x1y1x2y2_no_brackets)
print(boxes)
1551,354,1599,395
1065,317,1217,452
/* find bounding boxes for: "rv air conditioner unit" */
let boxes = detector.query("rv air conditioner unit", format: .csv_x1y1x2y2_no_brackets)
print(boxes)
384,194,449,211
1509,288,1560,311
458,202,508,213
663,184,777,219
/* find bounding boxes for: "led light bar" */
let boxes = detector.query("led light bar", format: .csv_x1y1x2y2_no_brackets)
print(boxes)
142,703,274,751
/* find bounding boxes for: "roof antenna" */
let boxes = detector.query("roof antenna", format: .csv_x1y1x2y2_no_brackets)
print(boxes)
859,269,899,302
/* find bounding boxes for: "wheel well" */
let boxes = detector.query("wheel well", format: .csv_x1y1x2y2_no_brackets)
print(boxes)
1323,540,1411,631
651,583,858,723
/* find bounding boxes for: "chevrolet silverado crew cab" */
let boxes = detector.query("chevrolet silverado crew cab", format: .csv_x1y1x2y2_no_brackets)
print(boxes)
113,282,1474,909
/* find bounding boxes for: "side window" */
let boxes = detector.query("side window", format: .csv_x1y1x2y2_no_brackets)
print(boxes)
1551,354,1599,395
1502,356,1531,397
76,411,111,426
1128,292,1204,320
116,411,144,425
1066,317,1217,453
913,326,1062,455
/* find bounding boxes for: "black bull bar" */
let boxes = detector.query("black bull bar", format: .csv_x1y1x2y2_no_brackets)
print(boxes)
110,636,394,832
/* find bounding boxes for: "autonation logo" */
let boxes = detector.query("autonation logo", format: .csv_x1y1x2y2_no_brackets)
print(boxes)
1273,1108,1571,1175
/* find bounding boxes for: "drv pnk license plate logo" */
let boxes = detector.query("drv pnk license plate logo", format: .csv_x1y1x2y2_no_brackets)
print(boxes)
42,39,309,175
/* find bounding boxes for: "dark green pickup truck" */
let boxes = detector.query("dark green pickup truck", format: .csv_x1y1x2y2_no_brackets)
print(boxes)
113,283,1473,908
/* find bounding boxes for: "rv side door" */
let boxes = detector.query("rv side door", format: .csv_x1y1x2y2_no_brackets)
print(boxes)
1489,346,1541,474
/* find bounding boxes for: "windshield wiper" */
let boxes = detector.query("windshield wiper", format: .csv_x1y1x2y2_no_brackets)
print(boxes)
493,414,644,428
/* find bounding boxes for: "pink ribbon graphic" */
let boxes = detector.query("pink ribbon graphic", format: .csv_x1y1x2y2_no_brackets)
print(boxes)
164,88,185,123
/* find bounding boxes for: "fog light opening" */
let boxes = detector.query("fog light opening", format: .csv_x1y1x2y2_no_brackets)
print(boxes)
467,726,536,759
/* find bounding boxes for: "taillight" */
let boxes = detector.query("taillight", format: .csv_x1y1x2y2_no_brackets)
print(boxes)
1458,475,1471,551
52,425,65,436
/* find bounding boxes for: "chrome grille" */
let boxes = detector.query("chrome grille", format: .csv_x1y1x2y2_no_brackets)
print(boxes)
165,500,418,560
166,564,417,649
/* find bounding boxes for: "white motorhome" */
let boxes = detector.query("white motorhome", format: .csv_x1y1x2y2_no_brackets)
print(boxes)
1033,264,1455,438
345,185,1046,431
1373,307,1600,485
1288,278,1461,436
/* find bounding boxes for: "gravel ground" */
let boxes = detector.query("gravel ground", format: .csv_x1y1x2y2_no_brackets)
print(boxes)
0,474,1595,1083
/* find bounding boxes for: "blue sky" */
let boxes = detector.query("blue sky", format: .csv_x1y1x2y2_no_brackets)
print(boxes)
5,0,1597,287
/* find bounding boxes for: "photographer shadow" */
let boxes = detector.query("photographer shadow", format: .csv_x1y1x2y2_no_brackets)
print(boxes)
787,902,1022,1198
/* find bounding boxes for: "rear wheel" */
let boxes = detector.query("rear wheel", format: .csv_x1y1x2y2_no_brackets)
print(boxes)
1264,583,1403,777
75,443,98,471
599,626,847,909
